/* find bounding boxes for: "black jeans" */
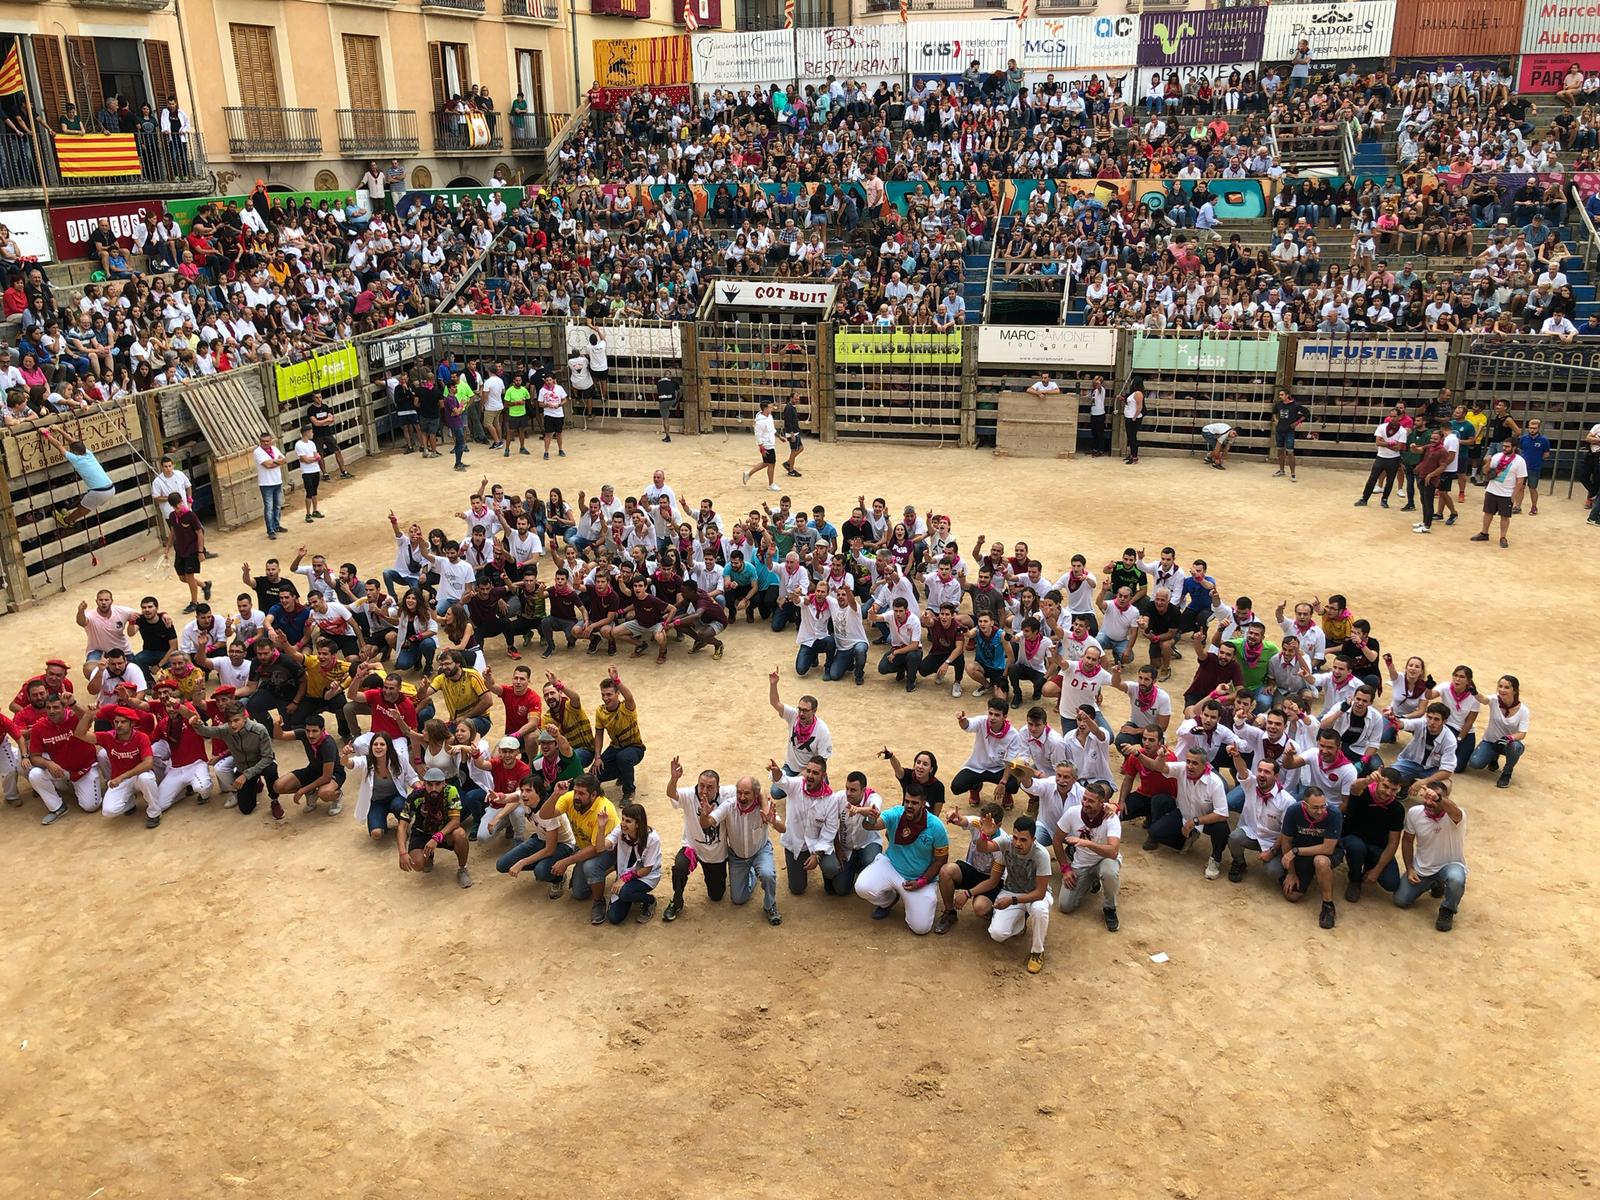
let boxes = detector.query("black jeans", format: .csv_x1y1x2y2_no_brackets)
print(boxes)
1148,796,1229,861
1420,482,1439,527
1090,412,1107,453
670,847,728,904
1360,457,1400,502
1124,416,1143,459
236,762,280,815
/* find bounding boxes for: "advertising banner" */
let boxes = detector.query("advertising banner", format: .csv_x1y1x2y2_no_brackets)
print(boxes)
1131,333,1279,373
1294,337,1450,376
834,330,962,366
907,20,1017,78
1522,0,1600,54
1138,5,1267,68
710,278,837,311
977,325,1118,368
1517,51,1600,91
691,30,796,86
567,322,684,360
47,200,165,259
1021,14,1138,71
593,35,694,90
275,346,360,402
1,206,54,263
797,26,908,80
1263,2,1395,62
164,190,355,231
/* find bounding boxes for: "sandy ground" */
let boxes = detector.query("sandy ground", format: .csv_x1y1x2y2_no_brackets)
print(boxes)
2,431,1597,1200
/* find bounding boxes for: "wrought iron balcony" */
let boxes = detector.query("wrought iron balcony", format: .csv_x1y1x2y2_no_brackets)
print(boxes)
337,108,420,157
0,129,210,194
504,0,561,19
421,0,487,11
223,106,322,157
433,111,504,154
509,111,568,153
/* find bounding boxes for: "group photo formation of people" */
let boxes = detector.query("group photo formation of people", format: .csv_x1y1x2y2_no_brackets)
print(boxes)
1,1,1595,1194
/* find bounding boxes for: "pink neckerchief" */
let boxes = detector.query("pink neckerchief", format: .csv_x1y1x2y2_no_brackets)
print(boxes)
1318,748,1351,772
1241,639,1264,667
1448,681,1473,705
1022,632,1043,661
1298,801,1326,829
791,712,817,743
983,718,1012,742
1254,782,1278,804
1186,765,1212,781
1424,805,1447,822
1294,617,1315,633
802,774,832,799
1134,683,1157,712
808,592,829,615
1075,659,1099,679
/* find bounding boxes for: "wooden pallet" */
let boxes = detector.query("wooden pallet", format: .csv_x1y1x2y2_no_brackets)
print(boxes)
995,391,1080,458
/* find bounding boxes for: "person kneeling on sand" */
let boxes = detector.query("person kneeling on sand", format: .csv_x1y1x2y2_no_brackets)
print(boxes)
397,767,473,888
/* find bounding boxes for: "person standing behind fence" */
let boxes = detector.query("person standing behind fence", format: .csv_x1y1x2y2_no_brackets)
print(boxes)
586,332,609,418
308,392,353,480
781,392,804,478
1121,379,1144,466
567,345,593,425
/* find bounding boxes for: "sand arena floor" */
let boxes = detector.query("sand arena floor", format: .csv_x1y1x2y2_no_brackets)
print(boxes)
2,430,1596,1199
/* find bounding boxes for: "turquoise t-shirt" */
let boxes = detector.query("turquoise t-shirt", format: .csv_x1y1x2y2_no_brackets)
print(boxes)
882,805,949,880
65,448,113,491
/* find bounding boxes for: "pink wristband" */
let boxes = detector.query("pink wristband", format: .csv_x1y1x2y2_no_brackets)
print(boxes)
431,832,444,845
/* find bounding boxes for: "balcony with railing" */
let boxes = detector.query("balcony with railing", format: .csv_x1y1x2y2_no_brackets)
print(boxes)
223,106,322,157
0,129,210,196
1034,0,1095,12
503,0,561,19
510,110,568,154
337,108,420,157
433,111,504,154
860,0,1008,12
421,0,487,11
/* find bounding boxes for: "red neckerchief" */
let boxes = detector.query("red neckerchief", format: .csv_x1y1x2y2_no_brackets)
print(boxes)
1075,659,1099,679
1318,748,1352,772
984,718,1012,742
802,775,832,799
1499,701,1518,716
1022,632,1043,660
1068,630,1089,646
893,805,929,845
1449,681,1473,705
808,592,829,615
1186,765,1212,781
1368,780,1398,807
1294,617,1315,634
1404,673,1427,701
1424,805,1447,822
1242,639,1264,667
1079,803,1108,831
1135,683,1157,712
1492,451,1515,475
1254,782,1278,804
1299,802,1326,829
1068,571,1087,591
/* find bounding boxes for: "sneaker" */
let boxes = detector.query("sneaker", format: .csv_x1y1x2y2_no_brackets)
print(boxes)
662,898,683,922
543,452,550,461
223,793,238,809
1498,537,1509,549
1413,524,1431,534
339,471,354,480
1401,504,1416,512
41,806,67,826
712,642,723,659
1495,773,1511,789
1272,468,1285,477
589,900,606,924
312,511,325,520
1470,532,1490,542
661,436,671,443
328,797,343,816
741,469,751,485
933,910,956,935
1227,860,1246,883
457,868,474,889
765,905,782,926
871,904,895,920
950,680,963,698
635,898,656,923
1444,514,1457,526
1103,907,1119,932
182,603,198,614
1290,474,1297,482
1380,499,1389,509
520,447,531,455
1319,901,1336,930
270,799,284,820
1026,952,1045,974
767,483,781,492
202,580,213,601
1435,907,1455,932
1203,858,1221,880
143,812,160,828
1344,879,1362,903
548,876,565,900
302,795,317,813
1353,499,1368,507
541,646,555,658
1142,834,1158,851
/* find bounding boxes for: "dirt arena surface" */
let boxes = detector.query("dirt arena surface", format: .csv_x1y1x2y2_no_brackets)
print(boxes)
2,431,1596,1199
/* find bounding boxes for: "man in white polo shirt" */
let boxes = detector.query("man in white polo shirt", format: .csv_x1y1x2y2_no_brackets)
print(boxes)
1392,780,1467,931
741,398,781,492
1053,780,1121,931
1470,435,1527,549
1134,744,1230,878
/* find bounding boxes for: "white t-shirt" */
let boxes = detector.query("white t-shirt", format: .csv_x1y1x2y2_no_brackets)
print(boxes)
1056,804,1123,871
1201,421,1231,438
1056,662,1111,719
1121,680,1172,728
781,705,833,774
1373,420,1408,459
754,411,776,450
540,382,567,419
1404,805,1467,878
1481,701,1530,744
152,470,191,517
293,438,321,476
253,445,284,487
568,353,593,391
480,374,505,412
674,784,735,865
1442,431,1462,473
1483,451,1528,497
1028,379,1060,395
586,339,608,372
960,716,1023,773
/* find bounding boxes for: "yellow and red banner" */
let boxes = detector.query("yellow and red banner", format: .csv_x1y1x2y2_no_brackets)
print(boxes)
593,35,692,91
55,134,142,179
0,40,25,97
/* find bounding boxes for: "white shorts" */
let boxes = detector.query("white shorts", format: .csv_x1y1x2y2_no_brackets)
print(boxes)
82,486,116,512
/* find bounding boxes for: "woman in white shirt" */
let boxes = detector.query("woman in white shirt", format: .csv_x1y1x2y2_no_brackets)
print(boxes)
1122,378,1144,465
345,732,418,842
607,802,662,924
1439,664,1481,764
1465,674,1529,788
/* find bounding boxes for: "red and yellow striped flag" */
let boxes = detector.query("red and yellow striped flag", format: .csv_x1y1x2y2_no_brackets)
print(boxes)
899,0,908,22
55,133,142,178
0,40,25,97
1017,0,1028,26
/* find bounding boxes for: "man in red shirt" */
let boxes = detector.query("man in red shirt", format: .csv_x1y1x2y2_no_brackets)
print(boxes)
483,663,542,758
343,668,418,764
1118,726,1177,828
155,689,215,817
9,658,76,713
25,695,102,824
88,707,159,826
481,735,533,842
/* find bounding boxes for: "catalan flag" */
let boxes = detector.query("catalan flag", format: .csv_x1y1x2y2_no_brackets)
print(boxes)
0,39,25,98
783,0,794,27
55,133,142,178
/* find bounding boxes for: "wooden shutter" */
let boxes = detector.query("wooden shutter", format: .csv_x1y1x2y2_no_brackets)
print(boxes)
144,39,176,107
65,35,103,116
428,42,445,111
30,34,69,130
229,23,282,108
343,35,382,110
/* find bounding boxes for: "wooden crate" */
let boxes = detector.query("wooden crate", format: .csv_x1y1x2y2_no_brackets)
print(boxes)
210,449,267,532
995,391,1079,458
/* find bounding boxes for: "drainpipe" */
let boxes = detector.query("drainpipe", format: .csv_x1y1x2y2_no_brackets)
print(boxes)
569,2,582,110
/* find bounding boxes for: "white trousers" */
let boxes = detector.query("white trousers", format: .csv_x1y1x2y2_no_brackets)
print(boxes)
854,854,939,934
989,892,1051,953
0,738,19,800
478,802,528,843
29,767,102,813
103,771,159,819
156,759,214,813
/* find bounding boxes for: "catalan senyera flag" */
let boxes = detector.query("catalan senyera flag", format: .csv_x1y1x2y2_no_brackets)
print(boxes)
0,39,25,97
683,0,698,32
898,0,908,22
55,133,142,178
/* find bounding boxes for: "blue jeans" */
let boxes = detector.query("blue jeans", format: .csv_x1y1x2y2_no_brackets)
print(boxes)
1224,783,1246,813
395,636,435,674
367,792,404,836
414,704,489,736
451,426,466,467
771,602,799,633
826,642,867,683
1094,631,1129,659
1393,862,1467,913
1340,835,1401,892
827,841,881,897
565,853,613,900
728,841,777,908
383,569,419,600
607,877,656,923
1390,758,1434,785
795,636,835,677
260,484,282,534
1468,738,1523,777
598,744,645,795
496,833,575,878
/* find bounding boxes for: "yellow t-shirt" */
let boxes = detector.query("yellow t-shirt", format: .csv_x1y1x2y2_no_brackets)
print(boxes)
1465,410,1488,444
555,790,619,851
545,696,594,750
303,653,351,699
594,699,642,749
429,668,487,721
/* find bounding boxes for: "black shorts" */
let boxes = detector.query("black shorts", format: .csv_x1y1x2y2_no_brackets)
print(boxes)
976,664,1008,689
288,765,346,791
954,860,991,891
396,410,418,426
761,447,776,465
302,472,321,498
1274,428,1296,449
544,414,564,435
509,411,530,428
1436,470,1456,488
315,435,338,456
173,552,200,576
1292,846,1342,887
1482,492,1513,517
787,433,803,452
591,366,608,380
407,826,444,853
